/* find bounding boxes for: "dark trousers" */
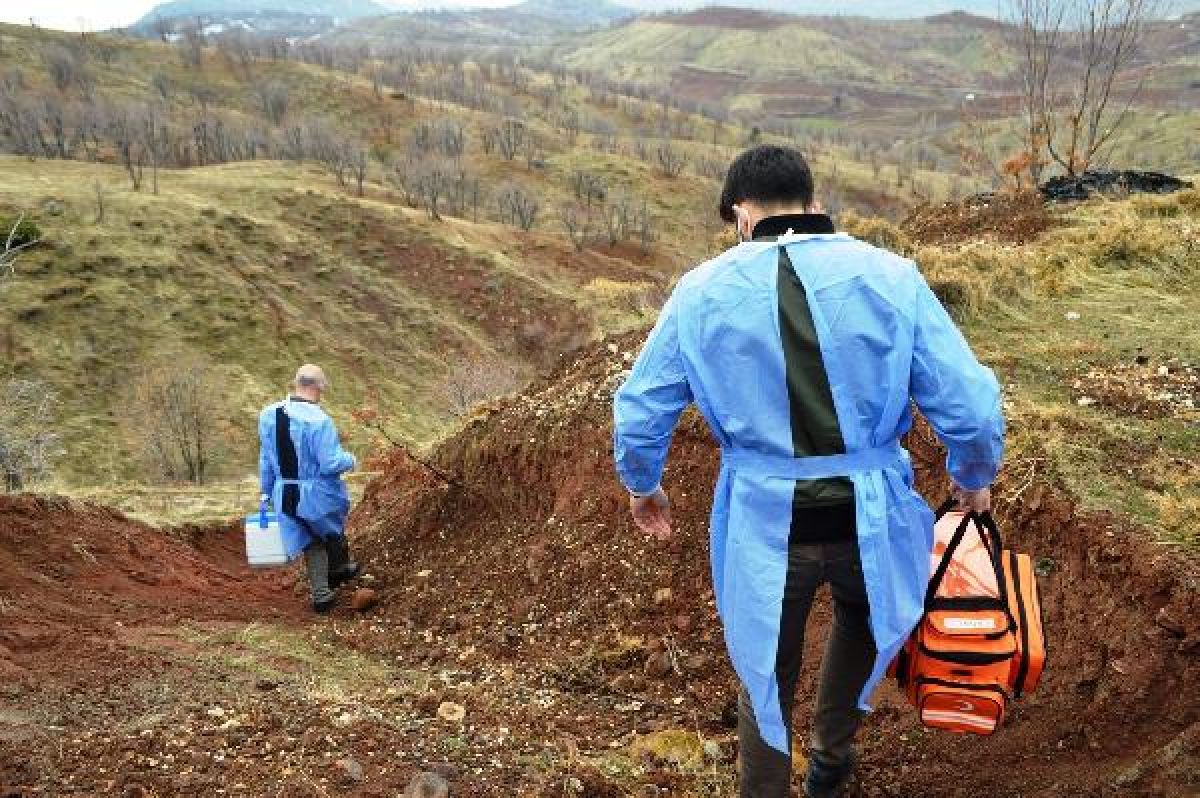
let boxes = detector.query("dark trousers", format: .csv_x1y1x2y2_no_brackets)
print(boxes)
738,539,877,798
303,534,352,604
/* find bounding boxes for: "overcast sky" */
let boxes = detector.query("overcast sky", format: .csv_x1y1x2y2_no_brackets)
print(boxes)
0,1,517,32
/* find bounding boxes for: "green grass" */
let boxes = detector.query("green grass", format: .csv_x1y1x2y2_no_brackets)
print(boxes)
0,157,673,485
914,189,1200,545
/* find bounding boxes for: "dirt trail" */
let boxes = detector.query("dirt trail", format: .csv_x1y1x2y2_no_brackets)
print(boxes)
0,495,300,680
349,331,1200,796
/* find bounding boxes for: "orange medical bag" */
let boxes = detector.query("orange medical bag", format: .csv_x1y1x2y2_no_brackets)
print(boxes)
890,501,1046,734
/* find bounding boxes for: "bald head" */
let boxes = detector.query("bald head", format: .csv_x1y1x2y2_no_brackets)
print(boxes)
292,364,328,401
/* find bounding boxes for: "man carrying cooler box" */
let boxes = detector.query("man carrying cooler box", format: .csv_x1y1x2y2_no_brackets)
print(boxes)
258,364,360,613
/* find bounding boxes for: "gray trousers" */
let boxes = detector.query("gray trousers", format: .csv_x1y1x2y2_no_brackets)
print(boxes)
304,534,351,604
738,539,877,798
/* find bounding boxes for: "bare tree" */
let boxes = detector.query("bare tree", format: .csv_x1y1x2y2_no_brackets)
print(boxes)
93,181,106,223
602,192,637,246
110,104,147,190
1007,0,1162,177
133,360,221,485
41,45,88,93
177,21,205,70
491,117,528,161
559,202,595,252
255,80,289,126
569,170,607,207
656,140,687,178
438,357,519,418
496,182,539,231
0,379,63,492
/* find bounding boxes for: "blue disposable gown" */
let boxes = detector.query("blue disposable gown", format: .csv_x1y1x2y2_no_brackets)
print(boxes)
613,232,1005,754
258,398,356,550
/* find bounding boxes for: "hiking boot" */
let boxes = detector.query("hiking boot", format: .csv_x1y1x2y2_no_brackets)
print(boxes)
313,595,338,614
803,753,856,798
329,562,361,589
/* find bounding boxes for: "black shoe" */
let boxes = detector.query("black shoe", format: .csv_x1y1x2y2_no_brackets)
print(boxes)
313,596,337,614
804,753,856,798
329,562,361,589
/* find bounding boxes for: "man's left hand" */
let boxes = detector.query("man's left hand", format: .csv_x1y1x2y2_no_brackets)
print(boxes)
630,487,672,541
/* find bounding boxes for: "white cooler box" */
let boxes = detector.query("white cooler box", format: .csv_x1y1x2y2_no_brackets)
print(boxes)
244,508,305,568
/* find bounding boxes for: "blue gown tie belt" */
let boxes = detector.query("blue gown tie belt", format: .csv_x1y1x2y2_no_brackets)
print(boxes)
720,441,903,479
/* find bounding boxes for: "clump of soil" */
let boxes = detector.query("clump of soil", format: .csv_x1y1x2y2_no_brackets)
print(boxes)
351,329,1200,796
903,191,1054,245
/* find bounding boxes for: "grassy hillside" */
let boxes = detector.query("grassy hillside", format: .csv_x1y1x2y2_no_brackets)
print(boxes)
559,10,1200,175
880,188,1200,543
0,156,677,484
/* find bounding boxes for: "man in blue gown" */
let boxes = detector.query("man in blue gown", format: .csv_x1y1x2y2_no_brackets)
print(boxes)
613,146,1004,797
258,364,359,613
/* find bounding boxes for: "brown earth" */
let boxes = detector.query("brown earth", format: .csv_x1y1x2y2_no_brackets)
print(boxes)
2,331,1198,796
349,330,1200,796
903,192,1056,246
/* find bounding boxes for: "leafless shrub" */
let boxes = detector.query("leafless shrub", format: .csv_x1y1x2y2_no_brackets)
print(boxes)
255,80,289,126
177,21,205,70
694,154,727,181
489,117,528,161
409,118,465,159
133,359,222,485
559,202,596,252
495,182,539,231
656,140,687,178
151,72,172,101
439,357,520,418
41,45,89,93
602,192,637,246
569,170,607,207
0,379,63,492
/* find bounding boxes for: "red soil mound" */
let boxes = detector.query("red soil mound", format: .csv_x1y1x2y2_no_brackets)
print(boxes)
351,330,1200,796
903,191,1055,246
0,495,299,680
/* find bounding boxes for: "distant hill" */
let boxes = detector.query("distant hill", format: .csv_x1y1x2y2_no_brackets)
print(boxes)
135,0,388,28
594,0,1200,18
334,0,633,46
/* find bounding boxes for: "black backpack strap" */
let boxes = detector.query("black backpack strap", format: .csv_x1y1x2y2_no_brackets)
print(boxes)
275,405,300,518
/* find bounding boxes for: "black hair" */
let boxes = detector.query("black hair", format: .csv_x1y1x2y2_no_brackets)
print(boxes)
717,144,815,223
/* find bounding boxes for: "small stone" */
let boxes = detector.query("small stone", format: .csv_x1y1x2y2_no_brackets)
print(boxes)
335,757,365,783
1157,365,1170,377
653,588,673,605
644,650,672,679
672,613,693,633
703,740,725,762
1076,396,1097,407
436,701,466,723
350,588,379,612
1065,311,1081,321
405,771,450,798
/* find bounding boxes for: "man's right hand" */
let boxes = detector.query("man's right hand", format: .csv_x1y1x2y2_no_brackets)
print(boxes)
630,487,673,541
953,484,992,514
